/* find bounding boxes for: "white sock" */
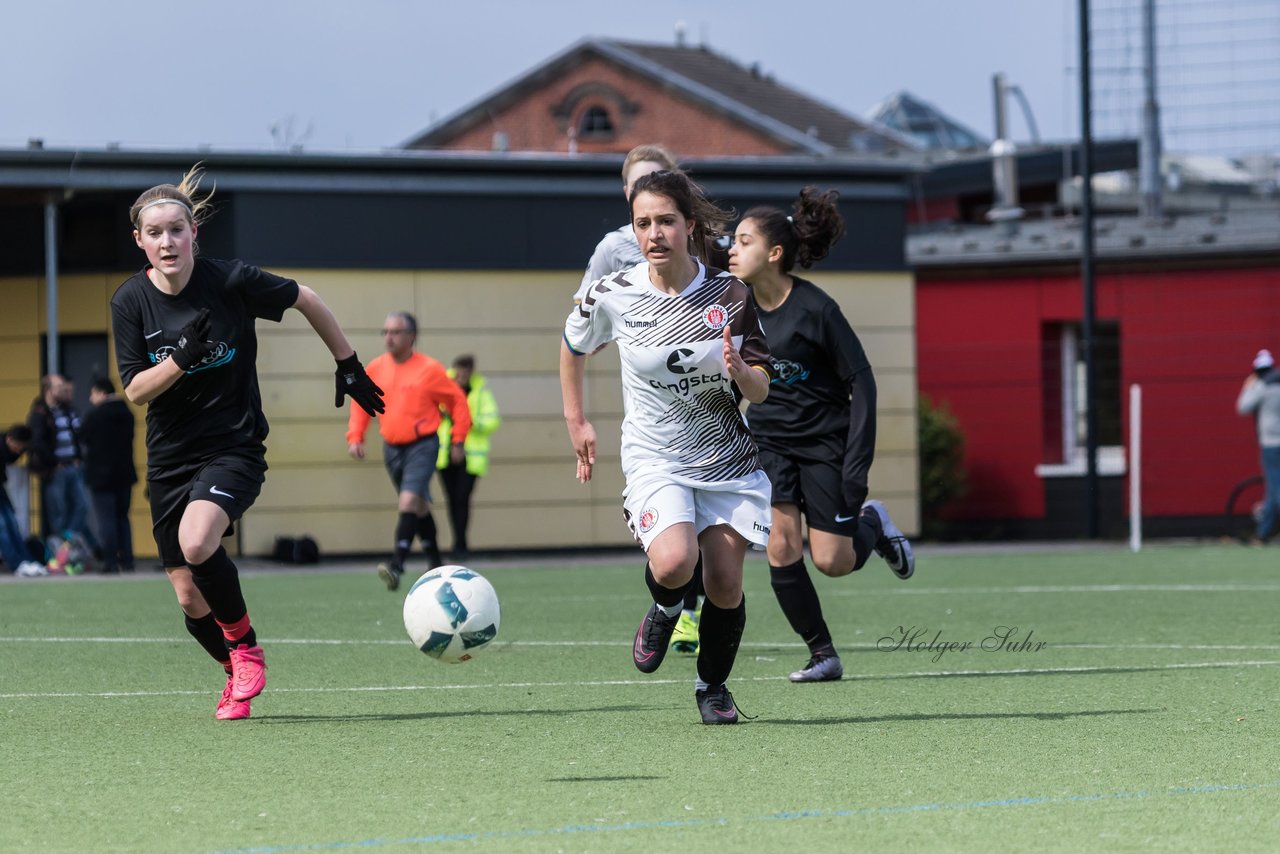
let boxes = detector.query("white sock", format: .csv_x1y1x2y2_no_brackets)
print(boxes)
657,601,683,618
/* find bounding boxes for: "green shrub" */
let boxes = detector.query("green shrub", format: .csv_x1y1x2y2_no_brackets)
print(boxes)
918,394,967,538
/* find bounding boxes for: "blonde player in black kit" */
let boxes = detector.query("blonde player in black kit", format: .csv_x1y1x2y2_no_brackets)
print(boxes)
561,170,773,724
111,166,385,720
728,187,915,684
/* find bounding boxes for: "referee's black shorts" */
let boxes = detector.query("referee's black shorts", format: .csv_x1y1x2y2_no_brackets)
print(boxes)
148,447,267,568
758,446,859,537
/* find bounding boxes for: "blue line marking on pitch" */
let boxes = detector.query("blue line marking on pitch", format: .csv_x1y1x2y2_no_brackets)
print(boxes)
208,781,1279,853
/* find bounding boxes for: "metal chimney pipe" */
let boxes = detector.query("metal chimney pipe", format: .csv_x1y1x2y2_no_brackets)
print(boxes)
988,73,1024,230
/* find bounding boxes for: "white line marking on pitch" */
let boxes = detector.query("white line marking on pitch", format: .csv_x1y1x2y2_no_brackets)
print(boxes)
2,659,1277,700
5,636,1280,652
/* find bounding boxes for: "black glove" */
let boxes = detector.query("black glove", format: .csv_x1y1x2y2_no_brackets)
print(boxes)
171,308,214,371
842,482,868,515
335,353,385,417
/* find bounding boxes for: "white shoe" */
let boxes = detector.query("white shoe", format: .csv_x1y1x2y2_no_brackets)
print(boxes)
15,560,48,577
863,500,915,580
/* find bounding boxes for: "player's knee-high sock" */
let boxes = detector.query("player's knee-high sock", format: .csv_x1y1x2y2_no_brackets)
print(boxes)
187,546,257,651
769,559,835,656
184,611,232,671
682,552,703,613
393,512,417,568
696,594,746,688
416,511,442,565
645,562,691,616
852,510,879,571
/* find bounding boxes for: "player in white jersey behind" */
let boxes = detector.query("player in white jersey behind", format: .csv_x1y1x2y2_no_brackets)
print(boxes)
561,170,773,724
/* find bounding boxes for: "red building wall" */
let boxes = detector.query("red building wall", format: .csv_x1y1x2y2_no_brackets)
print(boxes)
918,264,1278,527
435,56,789,156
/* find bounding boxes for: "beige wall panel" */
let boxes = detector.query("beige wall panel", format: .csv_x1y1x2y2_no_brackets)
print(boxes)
256,465,392,511
581,373,626,416
405,332,561,375
39,274,113,331
487,415,572,462
0,279,40,335
257,332,348,375
261,421,359,465
872,453,919,494
876,371,918,413
877,413,919,453
272,270,417,331
589,503,643,547
412,272,578,330
858,329,917,371
488,375,571,419
821,272,916,328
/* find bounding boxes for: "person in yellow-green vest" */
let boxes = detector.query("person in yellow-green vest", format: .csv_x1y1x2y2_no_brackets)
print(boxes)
437,355,500,560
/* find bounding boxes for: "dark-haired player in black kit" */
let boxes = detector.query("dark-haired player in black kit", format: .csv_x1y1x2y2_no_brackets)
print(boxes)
728,186,915,684
111,166,384,720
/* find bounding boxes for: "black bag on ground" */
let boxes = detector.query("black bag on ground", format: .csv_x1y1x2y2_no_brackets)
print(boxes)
272,535,320,564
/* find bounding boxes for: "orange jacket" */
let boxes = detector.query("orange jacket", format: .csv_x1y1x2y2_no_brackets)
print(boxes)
346,352,471,447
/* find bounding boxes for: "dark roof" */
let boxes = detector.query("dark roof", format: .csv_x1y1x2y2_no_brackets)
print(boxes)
909,209,1280,267
403,37,917,156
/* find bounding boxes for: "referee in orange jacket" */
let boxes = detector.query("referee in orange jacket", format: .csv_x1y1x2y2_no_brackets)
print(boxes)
347,311,471,590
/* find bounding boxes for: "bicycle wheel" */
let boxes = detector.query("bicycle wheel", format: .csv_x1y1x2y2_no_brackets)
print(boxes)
1225,474,1266,543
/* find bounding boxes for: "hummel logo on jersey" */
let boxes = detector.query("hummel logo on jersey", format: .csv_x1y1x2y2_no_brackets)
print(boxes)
666,348,697,374
209,485,234,499
624,318,659,329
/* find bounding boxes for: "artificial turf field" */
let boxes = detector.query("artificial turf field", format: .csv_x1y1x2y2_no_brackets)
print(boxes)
2,543,1278,853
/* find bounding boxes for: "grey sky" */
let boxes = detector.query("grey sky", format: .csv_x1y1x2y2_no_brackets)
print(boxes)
3,0,1083,153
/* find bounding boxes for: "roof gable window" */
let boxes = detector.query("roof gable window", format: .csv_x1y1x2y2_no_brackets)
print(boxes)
578,105,615,140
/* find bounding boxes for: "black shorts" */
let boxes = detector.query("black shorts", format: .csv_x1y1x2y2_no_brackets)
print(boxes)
148,448,267,568
758,447,858,536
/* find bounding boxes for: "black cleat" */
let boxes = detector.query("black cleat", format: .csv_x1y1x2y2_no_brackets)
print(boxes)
632,604,679,673
696,684,740,724
377,561,403,591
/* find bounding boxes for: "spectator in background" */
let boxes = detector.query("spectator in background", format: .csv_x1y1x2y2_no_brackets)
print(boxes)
81,377,138,573
27,374,96,551
1,424,46,576
436,354,501,561
1236,348,1280,545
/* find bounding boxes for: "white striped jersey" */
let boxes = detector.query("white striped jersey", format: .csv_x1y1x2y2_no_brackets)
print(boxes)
565,260,772,485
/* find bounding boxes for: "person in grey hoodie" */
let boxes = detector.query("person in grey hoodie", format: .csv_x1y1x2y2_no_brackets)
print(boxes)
1236,348,1280,543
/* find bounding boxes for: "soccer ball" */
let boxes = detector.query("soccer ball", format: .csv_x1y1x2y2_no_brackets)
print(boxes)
402,565,500,662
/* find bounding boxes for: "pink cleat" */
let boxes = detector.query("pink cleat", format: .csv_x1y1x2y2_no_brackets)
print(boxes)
215,676,251,720
228,644,266,701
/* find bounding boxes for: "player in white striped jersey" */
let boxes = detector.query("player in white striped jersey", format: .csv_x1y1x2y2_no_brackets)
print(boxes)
561,170,772,724
573,145,705,655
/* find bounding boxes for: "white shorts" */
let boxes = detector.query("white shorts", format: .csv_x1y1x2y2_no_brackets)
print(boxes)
622,469,772,552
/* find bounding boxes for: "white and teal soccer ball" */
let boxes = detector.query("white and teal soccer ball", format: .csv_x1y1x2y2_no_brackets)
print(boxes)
402,565,500,662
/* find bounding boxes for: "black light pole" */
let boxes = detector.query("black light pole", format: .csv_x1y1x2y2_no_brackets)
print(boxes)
1079,0,1099,538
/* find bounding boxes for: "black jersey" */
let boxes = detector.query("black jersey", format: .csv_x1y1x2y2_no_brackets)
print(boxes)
746,277,872,455
110,258,300,473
